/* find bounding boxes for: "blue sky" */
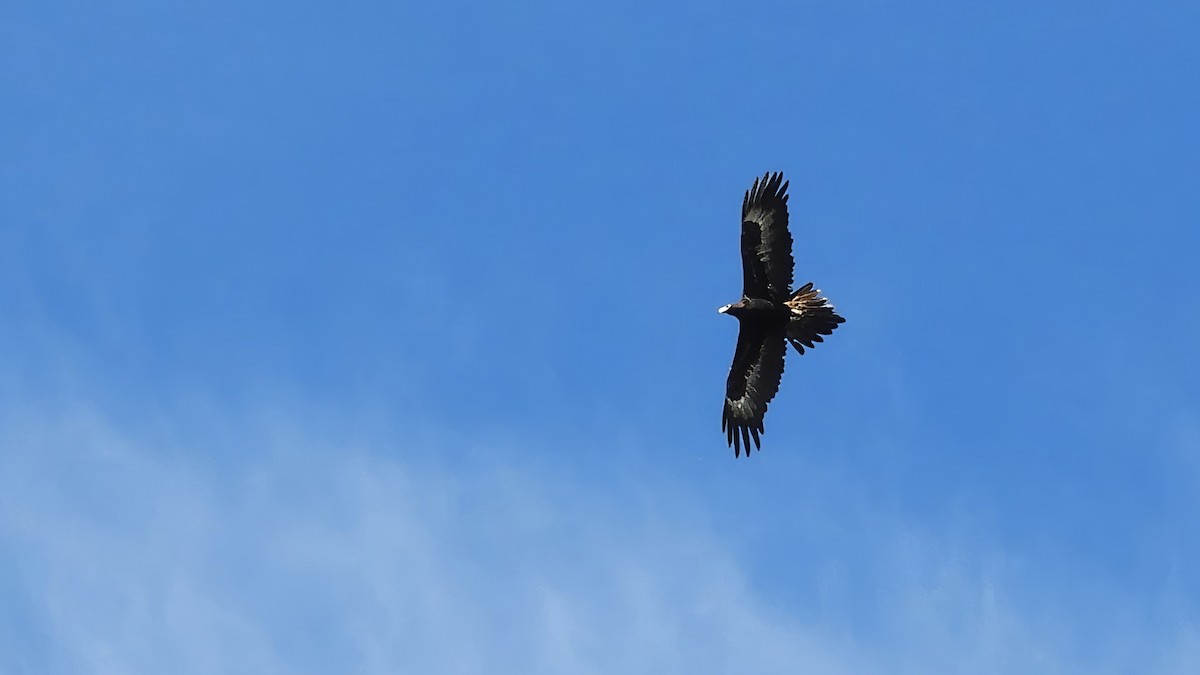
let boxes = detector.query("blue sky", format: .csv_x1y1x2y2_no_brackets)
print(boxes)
2,0,1199,672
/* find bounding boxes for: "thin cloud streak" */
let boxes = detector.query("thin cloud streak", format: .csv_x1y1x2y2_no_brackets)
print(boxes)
1,401,1196,674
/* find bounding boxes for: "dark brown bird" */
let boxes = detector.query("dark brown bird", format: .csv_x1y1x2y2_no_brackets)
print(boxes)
718,172,844,457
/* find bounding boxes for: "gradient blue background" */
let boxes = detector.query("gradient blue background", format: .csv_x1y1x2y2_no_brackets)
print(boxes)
3,1,1199,672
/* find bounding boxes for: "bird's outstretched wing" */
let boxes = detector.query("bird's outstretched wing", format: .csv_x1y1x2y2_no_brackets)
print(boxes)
722,324,787,457
785,282,846,355
741,172,795,303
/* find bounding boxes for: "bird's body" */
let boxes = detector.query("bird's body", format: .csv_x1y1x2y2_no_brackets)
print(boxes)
720,297,788,323
719,172,844,457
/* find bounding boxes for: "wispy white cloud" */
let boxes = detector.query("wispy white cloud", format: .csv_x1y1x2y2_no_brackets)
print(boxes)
1,400,1196,674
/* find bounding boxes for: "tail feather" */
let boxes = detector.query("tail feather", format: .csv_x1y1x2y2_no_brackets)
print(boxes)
784,282,845,354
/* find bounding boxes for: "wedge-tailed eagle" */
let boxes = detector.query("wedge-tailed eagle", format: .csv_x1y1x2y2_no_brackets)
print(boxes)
718,172,844,457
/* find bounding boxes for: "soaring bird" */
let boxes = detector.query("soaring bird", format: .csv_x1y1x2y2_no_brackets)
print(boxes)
718,172,844,457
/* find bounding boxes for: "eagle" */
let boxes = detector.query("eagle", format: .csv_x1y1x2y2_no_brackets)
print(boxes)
718,172,844,457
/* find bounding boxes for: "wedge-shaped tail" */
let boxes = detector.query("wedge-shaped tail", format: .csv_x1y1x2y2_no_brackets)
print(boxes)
784,282,845,355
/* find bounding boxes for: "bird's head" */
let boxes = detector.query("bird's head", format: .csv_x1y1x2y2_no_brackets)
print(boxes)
717,298,748,316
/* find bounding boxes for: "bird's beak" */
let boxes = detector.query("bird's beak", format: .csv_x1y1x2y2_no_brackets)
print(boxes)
717,304,730,314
